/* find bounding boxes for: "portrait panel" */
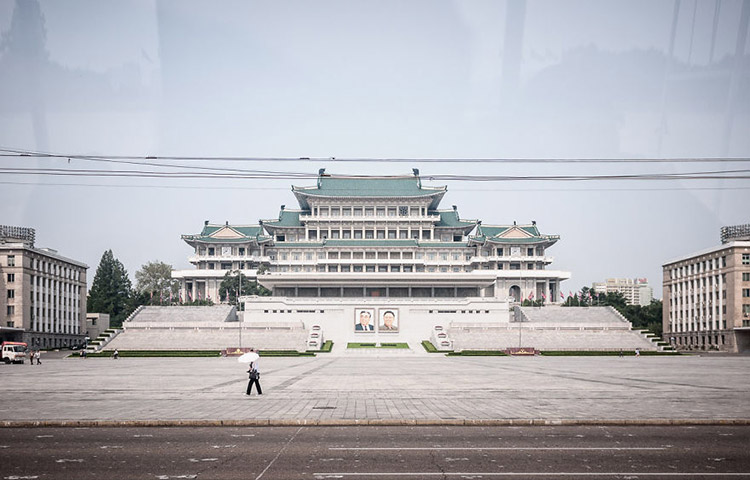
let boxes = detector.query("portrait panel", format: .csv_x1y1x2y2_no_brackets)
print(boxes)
354,308,375,332
378,308,399,332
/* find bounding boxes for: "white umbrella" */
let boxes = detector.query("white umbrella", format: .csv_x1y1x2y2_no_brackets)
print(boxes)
237,351,260,363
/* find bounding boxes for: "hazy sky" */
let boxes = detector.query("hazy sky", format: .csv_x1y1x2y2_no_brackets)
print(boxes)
1,0,748,297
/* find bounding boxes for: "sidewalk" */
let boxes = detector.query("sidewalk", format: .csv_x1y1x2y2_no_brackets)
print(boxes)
1,354,749,426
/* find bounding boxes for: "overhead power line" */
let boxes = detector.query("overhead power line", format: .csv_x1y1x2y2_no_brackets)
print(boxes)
1,166,749,181
1,146,749,164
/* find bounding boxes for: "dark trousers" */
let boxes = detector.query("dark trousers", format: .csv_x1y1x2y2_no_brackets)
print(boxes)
246,378,262,395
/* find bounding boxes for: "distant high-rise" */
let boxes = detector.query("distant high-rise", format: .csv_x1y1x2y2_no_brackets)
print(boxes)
592,278,653,306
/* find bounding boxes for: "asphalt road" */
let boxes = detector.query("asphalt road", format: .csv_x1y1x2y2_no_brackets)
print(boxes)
1,425,749,479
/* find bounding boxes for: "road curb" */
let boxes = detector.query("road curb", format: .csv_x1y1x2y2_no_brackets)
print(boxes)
2,418,749,428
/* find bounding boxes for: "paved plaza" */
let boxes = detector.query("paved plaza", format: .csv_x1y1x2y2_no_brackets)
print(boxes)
1,352,749,426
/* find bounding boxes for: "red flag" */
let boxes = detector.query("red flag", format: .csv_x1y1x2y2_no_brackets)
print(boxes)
541,293,546,300
528,291,534,300
560,292,565,300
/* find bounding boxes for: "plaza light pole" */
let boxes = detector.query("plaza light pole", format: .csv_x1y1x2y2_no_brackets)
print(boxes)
238,269,242,350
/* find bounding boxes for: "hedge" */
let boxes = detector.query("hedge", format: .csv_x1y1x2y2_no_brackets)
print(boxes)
421,340,438,353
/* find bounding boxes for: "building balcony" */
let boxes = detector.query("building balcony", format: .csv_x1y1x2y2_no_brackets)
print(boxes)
299,214,441,222
188,255,270,263
470,255,555,264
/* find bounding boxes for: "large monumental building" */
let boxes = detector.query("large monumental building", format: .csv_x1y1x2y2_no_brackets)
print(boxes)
173,170,571,346
662,224,750,352
0,225,88,349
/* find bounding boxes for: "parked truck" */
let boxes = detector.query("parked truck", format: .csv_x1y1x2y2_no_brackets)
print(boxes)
1,342,27,364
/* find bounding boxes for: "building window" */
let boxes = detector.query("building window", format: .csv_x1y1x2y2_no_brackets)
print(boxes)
388,230,397,239
341,265,350,272
354,230,363,239
7,273,14,282
366,265,375,272
365,208,374,216
342,208,352,216
342,231,351,239
743,254,750,265
331,231,340,239
743,273,750,281
527,263,534,270
743,289,750,298
365,230,374,239
239,248,245,256
208,248,215,256
377,230,385,239
378,266,388,272
387,207,396,217
399,206,408,216
6,255,15,267
376,207,385,216
399,230,409,239
403,266,412,272
6,305,14,315
510,263,520,270
422,231,431,240
527,248,534,256
353,265,363,272
7,289,14,299
353,207,362,216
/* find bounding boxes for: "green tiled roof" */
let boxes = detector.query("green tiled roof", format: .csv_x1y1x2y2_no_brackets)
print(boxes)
182,224,268,245
292,174,446,210
471,224,558,246
263,210,302,227
435,210,477,229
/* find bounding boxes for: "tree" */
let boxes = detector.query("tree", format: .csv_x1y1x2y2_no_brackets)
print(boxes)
87,250,135,327
135,260,179,305
219,271,271,308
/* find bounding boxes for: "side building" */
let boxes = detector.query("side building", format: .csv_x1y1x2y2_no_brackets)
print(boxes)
0,226,88,349
662,224,750,352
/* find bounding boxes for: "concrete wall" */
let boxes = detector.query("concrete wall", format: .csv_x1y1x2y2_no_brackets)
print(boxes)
242,296,512,347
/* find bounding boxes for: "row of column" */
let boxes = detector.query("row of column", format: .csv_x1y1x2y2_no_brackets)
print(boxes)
30,274,81,334
670,274,724,333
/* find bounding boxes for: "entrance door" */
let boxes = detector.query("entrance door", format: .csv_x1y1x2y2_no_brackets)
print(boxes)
509,285,521,302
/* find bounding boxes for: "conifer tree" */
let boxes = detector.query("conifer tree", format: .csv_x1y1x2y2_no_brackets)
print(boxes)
87,250,134,327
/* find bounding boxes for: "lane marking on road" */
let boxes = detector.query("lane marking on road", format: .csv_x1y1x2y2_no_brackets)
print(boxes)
329,447,668,451
312,473,750,477
255,426,304,480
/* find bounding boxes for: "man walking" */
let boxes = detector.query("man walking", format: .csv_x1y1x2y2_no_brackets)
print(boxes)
246,349,262,396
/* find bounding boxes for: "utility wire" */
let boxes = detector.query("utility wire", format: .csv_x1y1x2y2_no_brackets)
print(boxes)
1,146,748,164
1,166,749,181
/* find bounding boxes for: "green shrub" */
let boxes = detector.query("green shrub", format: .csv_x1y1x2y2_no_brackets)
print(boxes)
308,340,333,353
346,342,409,349
540,350,680,356
421,340,438,353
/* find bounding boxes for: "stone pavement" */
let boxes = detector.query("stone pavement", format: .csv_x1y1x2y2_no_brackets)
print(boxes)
1,351,749,426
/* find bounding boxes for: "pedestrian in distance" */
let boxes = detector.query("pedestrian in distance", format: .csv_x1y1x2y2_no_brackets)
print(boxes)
112,349,119,360
34,350,41,365
246,350,262,396
635,348,640,358
27,348,33,365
